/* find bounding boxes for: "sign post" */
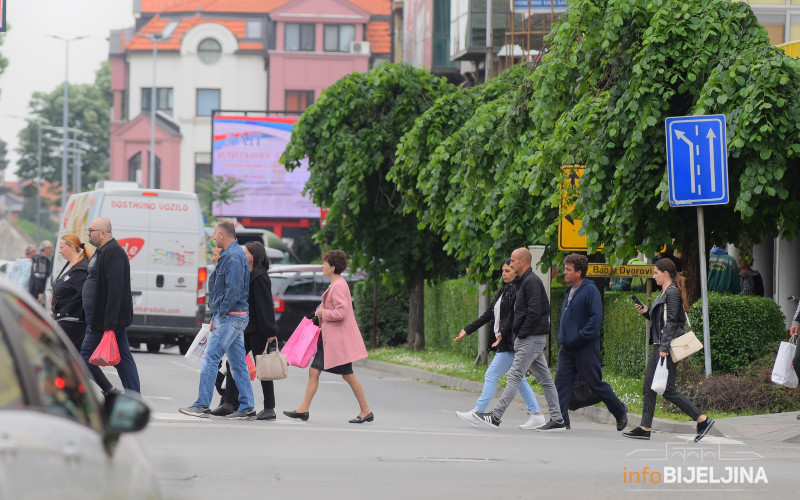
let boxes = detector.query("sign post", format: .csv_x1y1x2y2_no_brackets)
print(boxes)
665,114,729,377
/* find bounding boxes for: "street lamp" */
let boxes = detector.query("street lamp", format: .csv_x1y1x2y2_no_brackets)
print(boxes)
48,34,88,210
148,33,163,189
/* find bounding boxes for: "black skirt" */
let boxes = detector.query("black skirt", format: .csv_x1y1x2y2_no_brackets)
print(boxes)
310,333,354,375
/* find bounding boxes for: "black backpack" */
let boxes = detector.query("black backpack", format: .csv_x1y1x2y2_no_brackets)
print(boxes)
32,253,52,280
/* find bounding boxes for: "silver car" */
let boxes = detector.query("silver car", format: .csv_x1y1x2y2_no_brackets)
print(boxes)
0,278,160,499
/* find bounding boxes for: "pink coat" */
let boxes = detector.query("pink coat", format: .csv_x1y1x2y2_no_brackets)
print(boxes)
319,277,368,369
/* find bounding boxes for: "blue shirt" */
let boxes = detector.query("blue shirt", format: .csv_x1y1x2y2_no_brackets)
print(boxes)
8,258,32,291
208,241,250,317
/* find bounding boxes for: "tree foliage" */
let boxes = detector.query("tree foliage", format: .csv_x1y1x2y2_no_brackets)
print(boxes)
393,0,800,285
15,61,112,191
196,175,245,222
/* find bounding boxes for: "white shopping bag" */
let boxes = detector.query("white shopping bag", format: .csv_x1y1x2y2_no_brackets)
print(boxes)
184,323,212,365
770,338,798,389
650,356,669,395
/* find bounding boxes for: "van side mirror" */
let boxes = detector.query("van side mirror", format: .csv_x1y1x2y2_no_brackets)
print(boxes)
103,392,151,434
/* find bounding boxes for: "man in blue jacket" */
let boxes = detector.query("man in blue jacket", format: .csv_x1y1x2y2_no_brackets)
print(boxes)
180,220,255,420
555,254,628,431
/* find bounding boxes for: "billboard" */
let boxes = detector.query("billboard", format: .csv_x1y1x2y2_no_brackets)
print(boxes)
211,114,318,218
512,0,569,11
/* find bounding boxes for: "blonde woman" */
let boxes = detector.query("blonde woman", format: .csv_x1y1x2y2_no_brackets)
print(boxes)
51,234,93,351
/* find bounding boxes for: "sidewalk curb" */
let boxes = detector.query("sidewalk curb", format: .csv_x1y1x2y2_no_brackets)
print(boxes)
356,358,799,442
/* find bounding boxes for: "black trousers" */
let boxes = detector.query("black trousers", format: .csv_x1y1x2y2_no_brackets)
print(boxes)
640,347,702,428
219,332,275,410
555,339,627,426
793,339,800,382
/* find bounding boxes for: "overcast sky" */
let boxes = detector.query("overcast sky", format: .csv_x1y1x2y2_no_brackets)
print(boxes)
0,0,135,180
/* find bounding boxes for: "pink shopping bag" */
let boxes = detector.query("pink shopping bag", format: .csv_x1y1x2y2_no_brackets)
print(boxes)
282,317,321,368
246,353,257,381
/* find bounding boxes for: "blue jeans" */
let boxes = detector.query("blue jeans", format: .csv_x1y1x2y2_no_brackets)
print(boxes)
476,351,540,414
193,313,254,411
80,311,141,393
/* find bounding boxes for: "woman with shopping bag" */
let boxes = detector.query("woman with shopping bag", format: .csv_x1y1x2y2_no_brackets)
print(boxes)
211,242,279,421
284,250,372,423
622,258,714,442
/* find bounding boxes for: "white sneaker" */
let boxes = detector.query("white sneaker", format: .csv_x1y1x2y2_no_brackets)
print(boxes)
456,410,481,427
519,413,547,430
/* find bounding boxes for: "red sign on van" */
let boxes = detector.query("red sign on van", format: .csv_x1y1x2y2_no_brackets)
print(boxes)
118,238,144,260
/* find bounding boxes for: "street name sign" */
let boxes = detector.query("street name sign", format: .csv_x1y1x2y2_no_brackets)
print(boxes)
586,264,654,278
665,114,729,207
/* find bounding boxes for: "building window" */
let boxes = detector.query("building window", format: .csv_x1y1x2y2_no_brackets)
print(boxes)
196,89,220,117
246,19,263,39
285,23,315,51
198,38,222,64
285,91,314,112
141,87,174,115
128,152,141,184
433,0,458,69
323,24,355,52
195,161,212,194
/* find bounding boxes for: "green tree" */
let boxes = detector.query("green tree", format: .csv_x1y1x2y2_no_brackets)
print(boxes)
282,63,459,350
196,175,245,222
0,30,9,97
15,61,112,194
393,0,800,302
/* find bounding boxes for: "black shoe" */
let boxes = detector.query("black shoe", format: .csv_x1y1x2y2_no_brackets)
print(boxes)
257,409,277,421
695,418,715,443
797,414,800,420
535,419,567,432
616,404,629,431
349,412,374,424
102,387,122,397
210,403,235,416
622,426,651,440
283,410,309,421
474,411,501,429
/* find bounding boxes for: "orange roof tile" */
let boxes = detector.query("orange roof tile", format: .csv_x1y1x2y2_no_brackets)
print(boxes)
126,15,259,51
141,0,291,13
347,0,390,16
366,21,390,54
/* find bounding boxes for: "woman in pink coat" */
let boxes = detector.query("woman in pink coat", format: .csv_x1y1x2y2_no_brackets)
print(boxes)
283,250,373,423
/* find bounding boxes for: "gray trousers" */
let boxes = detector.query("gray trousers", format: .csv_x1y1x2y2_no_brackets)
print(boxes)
491,335,562,422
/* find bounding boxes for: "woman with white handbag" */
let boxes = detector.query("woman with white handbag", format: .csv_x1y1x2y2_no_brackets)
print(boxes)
622,258,714,442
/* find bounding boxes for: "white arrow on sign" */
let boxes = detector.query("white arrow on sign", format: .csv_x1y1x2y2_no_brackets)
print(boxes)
675,130,696,193
706,128,717,192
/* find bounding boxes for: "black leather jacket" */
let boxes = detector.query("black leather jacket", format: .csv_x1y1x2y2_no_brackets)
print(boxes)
463,280,517,352
642,284,686,353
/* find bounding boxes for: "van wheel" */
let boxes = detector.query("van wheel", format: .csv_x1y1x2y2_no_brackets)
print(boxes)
178,338,191,355
146,341,161,353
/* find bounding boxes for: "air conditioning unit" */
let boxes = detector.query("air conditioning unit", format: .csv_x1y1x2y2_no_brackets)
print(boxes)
349,41,371,55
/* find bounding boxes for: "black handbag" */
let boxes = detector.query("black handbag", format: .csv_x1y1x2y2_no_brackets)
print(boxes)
569,374,602,411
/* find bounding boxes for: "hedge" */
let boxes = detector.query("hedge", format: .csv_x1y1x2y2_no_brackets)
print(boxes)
423,278,481,357
353,281,409,347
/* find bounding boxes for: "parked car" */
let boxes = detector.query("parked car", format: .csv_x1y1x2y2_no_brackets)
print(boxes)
0,277,160,499
269,265,367,340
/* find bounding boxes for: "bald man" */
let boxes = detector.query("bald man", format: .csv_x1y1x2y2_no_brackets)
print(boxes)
80,217,141,394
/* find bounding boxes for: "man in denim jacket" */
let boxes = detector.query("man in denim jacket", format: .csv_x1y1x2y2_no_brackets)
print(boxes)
180,220,255,419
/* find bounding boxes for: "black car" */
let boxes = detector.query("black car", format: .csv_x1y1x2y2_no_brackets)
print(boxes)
269,265,367,340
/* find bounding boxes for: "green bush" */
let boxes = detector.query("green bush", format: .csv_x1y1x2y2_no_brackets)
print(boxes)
424,278,481,357
353,281,409,347
687,293,786,375
602,291,650,376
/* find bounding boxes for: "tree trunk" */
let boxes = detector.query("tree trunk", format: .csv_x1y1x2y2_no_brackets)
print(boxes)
407,269,425,351
680,212,700,306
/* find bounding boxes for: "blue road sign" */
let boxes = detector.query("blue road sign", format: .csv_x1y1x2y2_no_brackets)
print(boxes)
665,114,729,207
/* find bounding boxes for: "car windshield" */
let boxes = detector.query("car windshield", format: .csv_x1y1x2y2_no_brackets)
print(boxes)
270,276,289,295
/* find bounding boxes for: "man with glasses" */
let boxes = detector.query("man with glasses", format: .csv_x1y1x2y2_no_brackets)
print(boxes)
80,217,141,394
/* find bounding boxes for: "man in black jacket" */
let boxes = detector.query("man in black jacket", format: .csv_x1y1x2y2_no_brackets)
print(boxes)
80,217,141,393
472,247,565,431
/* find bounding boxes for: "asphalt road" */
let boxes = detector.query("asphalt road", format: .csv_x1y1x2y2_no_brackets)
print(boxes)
108,347,800,500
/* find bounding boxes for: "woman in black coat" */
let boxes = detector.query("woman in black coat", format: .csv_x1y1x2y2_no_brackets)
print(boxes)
453,258,546,430
51,234,92,351
211,241,279,421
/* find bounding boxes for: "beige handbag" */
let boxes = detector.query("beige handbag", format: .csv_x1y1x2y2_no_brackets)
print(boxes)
255,339,288,381
663,298,703,362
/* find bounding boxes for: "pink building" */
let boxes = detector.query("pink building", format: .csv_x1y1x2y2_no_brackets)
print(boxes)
108,0,391,197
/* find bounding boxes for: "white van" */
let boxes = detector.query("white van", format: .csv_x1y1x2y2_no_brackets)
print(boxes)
56,181,207,353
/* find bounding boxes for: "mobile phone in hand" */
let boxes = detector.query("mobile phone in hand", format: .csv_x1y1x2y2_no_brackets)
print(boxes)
631,295,644,308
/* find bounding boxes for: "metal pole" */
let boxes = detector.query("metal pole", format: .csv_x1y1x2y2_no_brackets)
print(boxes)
149,35,160,189
485,0,493,82
71,129,80,194
697,206,712,377
36,120,43,244
61,41,69,210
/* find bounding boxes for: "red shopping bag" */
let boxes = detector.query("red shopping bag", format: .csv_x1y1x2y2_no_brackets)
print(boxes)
246,353,257,381
89,330,121,366
282,317,321,368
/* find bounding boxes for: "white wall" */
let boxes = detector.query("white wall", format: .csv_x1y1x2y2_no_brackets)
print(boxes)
127,23,268,192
